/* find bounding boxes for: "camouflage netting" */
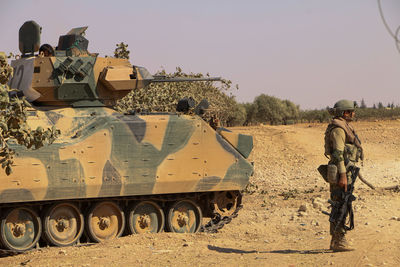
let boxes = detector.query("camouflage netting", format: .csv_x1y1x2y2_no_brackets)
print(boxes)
0,53,13,84
0,52,59,175
115,67,242,125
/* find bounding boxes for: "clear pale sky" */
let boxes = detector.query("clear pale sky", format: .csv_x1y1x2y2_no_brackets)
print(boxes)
0,0,399,109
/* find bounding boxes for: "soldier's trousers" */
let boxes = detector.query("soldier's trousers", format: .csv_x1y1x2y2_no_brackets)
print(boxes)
329,171,353,235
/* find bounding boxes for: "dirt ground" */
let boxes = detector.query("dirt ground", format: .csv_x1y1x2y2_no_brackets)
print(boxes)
1,120,399,267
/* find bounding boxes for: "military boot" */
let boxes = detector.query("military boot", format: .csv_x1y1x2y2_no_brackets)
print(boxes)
330,233,354,252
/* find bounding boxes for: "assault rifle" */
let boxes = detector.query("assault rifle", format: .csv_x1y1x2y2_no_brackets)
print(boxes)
328,166,360,232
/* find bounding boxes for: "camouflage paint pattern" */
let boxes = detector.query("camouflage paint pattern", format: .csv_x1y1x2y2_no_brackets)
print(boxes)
0,107,253,204
218,128,253,158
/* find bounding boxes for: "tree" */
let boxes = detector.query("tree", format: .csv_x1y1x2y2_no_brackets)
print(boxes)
282,99,300,124
226,102,246,126
243,103,257,125
253,94,285,125
250,94,300,125
299,109,330,123
0,53,59,175
114,42,130,59
360,98,367,108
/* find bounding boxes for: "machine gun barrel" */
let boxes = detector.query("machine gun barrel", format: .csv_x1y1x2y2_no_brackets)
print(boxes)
149,76,222,83
134,66,222,89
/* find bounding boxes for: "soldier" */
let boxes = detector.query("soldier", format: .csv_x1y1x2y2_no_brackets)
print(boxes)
209,114,220,130
324,99,363,252
38,44,54,57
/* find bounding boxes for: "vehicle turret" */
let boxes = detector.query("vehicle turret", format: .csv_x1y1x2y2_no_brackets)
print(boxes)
10,21,220,107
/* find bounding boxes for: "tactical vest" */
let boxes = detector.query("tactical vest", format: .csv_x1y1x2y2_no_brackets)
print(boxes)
324,118,364,164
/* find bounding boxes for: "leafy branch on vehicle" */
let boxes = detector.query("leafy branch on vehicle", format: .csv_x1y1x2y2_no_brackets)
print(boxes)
0,53,59,175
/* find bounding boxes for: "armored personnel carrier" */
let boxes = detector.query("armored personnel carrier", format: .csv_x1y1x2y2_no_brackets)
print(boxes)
0,21,253,252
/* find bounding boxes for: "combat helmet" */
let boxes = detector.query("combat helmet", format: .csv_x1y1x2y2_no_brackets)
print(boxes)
329,99,356,117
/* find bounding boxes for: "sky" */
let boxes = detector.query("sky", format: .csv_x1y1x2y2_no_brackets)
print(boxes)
0,0,399,109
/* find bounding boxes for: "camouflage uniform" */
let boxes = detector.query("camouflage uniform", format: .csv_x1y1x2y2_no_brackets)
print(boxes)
324,100,363,251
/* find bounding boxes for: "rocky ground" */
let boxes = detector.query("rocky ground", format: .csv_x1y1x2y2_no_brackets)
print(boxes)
1,120,399,266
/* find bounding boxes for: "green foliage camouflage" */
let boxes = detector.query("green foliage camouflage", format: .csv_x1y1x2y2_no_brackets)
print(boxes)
111,43,244,126
116,67,244,126
0,53,59,175
114,42,130,59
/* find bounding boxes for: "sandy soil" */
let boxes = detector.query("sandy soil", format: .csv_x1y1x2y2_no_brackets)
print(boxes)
1,120,399,267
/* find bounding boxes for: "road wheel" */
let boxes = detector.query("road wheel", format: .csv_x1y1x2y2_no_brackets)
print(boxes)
86,201,125,242
42,203,84,247
126,201,165,234
0,207,41,252
166,200,202,233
